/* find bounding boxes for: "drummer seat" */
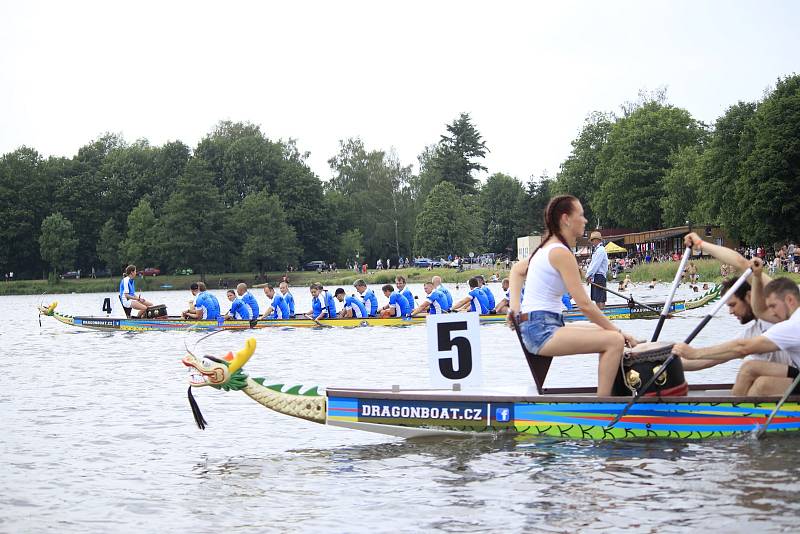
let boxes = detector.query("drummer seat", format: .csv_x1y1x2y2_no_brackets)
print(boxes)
510,315,552,395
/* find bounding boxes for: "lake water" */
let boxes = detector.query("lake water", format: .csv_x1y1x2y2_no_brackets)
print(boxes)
2,282,799,533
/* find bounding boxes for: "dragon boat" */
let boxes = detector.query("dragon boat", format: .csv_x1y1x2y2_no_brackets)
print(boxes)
38,285,719,332
183,337,800,441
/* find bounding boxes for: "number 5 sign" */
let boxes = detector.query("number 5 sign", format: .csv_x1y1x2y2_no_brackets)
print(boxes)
426,312,482,388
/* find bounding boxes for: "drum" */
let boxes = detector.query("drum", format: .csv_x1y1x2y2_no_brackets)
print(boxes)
144,304,168,319
611,341,688,397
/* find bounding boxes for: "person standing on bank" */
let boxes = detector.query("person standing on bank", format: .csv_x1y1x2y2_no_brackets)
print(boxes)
508,195,638,396
586,230,609,309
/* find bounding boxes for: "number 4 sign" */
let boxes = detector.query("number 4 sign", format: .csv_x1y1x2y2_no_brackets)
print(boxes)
426,312,482,388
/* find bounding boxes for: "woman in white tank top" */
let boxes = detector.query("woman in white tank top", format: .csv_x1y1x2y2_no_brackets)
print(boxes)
508,195,639,396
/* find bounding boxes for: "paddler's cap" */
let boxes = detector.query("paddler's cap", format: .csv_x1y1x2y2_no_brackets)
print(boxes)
589,231,602,241
190,282,199,291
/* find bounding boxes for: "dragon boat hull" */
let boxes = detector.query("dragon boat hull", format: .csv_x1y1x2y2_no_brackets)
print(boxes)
39,286,719,332
323,387,800,440
182,335,799,441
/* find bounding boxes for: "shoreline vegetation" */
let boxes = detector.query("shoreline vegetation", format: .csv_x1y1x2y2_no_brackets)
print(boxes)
1,267,503,296
4,259,798,297
2,75,798,292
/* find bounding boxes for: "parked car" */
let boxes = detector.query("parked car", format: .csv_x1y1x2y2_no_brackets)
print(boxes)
413,258,442,268
95,267,112,278
142,267,161,276
61,270,80,279
303,260,328,272
174,267,194,276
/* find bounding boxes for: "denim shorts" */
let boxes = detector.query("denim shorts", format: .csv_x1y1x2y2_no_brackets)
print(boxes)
519,310,565,355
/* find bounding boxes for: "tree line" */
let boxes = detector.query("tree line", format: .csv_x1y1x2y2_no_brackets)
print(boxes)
553,75,800,245
1,74,798,279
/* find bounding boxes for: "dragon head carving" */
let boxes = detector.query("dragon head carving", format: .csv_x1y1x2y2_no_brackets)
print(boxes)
38,301,58,316
182,337,256,392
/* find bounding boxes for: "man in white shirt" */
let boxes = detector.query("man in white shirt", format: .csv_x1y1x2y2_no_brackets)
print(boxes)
674,260,800,396
585,231,609,309
678,277,792,370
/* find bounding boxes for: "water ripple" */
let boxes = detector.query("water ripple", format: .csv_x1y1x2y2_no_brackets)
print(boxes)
3,287,800,532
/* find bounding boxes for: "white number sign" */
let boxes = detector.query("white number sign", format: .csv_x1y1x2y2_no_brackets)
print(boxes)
426,312,482,388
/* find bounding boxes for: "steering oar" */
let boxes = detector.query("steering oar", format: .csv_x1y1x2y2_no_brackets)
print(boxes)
589,282,663,315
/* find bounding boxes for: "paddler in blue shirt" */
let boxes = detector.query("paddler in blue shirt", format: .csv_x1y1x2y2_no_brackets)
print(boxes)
432,275,453,309
378,284,412,318
353,279,379,317
308,283,337,321
261,283,291,319
475,275,496,313
411,281,449,316
451,276,490,314
394,275,416,310
236,282,259,319
186,282,221,320
224,289,253,320
334,288,368,318
278,281,295,317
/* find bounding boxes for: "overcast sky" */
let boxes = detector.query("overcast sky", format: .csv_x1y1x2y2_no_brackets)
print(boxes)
1,1,798,183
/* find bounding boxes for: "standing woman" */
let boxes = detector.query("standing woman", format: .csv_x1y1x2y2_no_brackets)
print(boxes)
508,195,638,396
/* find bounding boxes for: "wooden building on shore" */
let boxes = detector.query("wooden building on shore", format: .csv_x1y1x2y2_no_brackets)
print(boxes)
519,225,733,260
578,225,734,257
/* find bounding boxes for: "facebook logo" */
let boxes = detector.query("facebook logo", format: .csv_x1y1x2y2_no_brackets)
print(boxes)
495,407,510,423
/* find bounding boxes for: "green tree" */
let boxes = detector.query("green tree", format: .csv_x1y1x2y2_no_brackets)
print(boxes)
479,173,528,254
435,112,488,194
100,139,189,223
39,212,78,275
337,228,365,266
553,112,614,226
274,153,335,261
660,146,704,227
194,121,285,207
525,174,554,235
593,101,706,229
412,113,488,198
120,199,161,268
97,218,123,272
231,190,301,272
54,134,125,271
0,147,52,277
735,75,800,243
327,138,415,261
158,159,227,276
409,144,439,205
414,182,481,258
694,101,757,235
194,121,264,178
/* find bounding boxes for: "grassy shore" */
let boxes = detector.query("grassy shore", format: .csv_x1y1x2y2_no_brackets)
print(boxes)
0,267,508,296
623,258,800,284
4,260,797,296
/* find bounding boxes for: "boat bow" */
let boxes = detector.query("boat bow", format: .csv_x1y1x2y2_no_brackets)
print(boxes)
182,338,326,427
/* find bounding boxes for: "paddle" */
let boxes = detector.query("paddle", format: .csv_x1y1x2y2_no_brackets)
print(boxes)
589,282,663,315
607,268,752,429
302,313,332,328
754,373,800,439
651,246,692,342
